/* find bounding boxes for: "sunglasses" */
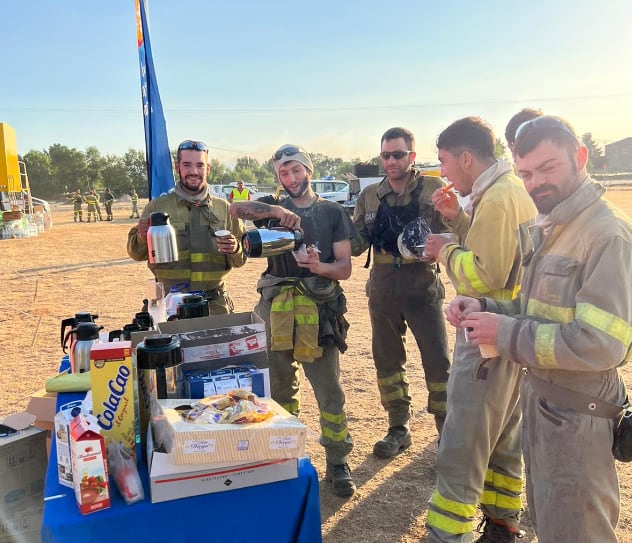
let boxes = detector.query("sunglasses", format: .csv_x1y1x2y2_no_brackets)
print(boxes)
380,150,412,160
515,116,577,142
177,140,209,153
272,146,304,162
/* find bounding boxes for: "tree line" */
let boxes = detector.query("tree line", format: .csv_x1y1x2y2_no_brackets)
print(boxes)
22,134,604,200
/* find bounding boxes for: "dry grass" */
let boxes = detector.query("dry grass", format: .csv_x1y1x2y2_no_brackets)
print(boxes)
2,190,632,542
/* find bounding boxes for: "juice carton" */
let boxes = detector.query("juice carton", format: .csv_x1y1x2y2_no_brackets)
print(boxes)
90,341,139,461
69,414,110,515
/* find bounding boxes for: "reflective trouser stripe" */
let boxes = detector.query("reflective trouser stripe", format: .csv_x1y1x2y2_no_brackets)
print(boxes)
428,490,477,535
377,372,408,404
485,468,523,493
480,490,522,511
321,409,349,442
281,400,300,416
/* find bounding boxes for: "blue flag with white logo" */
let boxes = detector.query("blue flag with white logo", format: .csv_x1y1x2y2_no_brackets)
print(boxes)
135,0,175,199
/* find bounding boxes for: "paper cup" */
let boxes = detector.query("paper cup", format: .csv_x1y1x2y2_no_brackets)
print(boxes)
479,344,499,358
214,229,230,237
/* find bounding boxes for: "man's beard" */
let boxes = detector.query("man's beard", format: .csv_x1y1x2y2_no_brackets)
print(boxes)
282,175,310,199
179,173,205,194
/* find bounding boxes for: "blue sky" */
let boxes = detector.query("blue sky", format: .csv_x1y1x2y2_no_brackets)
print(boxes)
1,0,631,165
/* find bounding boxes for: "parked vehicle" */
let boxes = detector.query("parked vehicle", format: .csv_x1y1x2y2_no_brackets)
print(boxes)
310,178,349,203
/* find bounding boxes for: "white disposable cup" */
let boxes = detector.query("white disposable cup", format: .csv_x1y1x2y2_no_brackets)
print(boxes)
479,344,499,358
215,229,230,237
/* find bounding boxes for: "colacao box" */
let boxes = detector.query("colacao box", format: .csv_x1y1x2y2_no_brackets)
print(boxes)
157,312,268,374
157,398,306,465
148,433,298,503
0,426,47,543
69,414,110,515
90,341,139,460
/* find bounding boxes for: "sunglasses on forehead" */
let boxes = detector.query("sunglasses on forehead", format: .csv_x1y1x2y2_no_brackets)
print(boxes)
380,150,412,160
515,116,577,142
272,146,305,162
177,140,209,153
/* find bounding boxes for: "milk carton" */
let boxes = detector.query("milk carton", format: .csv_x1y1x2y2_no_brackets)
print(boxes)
69,414,110,514
90,341,139,461
54,399,84,488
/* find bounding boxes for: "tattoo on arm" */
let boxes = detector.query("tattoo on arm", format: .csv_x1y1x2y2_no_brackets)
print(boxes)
234,202,274,220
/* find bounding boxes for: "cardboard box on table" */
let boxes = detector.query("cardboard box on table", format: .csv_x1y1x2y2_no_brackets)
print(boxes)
157,312,269,395
146,427,298,503
155,397,307,465
26,388,57,457
0,427,47,543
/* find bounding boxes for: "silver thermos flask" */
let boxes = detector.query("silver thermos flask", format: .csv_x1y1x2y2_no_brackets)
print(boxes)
148,212,178,264
241,227,304,257
70,322,103,373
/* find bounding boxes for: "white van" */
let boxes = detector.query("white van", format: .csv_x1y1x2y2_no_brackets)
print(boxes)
311,179,349,203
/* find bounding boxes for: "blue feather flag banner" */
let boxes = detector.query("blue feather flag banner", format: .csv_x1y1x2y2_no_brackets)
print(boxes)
135,0,175,199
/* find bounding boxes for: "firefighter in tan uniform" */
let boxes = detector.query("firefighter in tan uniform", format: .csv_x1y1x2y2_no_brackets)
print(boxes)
457,116,632,543
352,127,451,457
424,117,536,543
127,140,246,315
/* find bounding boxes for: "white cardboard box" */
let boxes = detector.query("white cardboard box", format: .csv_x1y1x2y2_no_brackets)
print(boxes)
148,450,298,503
156,397,307,465
157,312,268,374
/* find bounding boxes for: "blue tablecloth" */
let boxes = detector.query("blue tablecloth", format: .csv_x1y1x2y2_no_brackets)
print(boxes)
41,389,322,543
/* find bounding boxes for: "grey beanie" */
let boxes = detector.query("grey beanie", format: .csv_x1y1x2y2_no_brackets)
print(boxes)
272,144,313,174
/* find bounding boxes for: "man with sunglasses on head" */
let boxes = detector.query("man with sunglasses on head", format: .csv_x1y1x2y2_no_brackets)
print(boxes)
127,140,246,315
229,144,357,498
423,117,536,543
453,116,632,543
351,127,451,458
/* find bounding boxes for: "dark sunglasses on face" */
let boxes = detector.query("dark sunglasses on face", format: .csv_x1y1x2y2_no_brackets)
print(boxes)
380,150,412,160
272,146,303,162
177,140,209,153
515,116,577,142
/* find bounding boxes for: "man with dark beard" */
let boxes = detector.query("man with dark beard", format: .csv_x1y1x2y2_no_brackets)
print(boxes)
454,116,632,542
127,140,246,315
229,144,357,498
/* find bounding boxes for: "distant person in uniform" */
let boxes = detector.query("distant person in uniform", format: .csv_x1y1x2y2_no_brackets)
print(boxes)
130,189,140,219
72,190,84,222
84,190,99,222
103,188,114,221
228,180,251,203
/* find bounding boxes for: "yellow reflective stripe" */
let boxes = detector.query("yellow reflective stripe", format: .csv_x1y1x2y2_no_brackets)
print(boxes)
427,381,447,392
429,400,446,412
485,469,523,493
480,490,522,511
381,389,406,402
576,302,632,346
294,314,319,325
535,324,558,369
272,299,294,311
293,294,316,306
190,271,228,281
488,288,516,301
526,299,574,323
377,372,406,387
154,269,191,279
282,400,300,415
429,489,478,519
426,510,473,535
321,411,346,425
454,251,487,294
322,426,349,442
190,252,227,264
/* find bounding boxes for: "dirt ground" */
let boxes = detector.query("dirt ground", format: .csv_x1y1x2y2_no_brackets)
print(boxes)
2,191,632,542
